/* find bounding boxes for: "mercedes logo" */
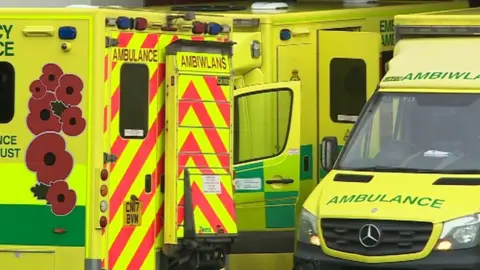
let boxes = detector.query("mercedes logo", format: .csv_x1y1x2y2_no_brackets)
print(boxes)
359,224,381,248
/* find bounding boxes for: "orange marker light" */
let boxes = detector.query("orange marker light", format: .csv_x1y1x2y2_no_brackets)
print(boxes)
100,169,108,181
100,216,108,228
100,185,108,196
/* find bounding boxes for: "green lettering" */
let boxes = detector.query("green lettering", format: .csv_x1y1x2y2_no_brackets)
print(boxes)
355,194,368,203
389,195,402,203
414,72,430,80
402,73,413,81
379,194,390,203
431,199,445,209
2,25,12,39
417,197,432,206
339,195,356,203
403,196,418,205
367,194,382,202
474,74,480,80
381,34,394,46
448,72,466,79
429,72,443,80
327,196,338,205
464,72,475,80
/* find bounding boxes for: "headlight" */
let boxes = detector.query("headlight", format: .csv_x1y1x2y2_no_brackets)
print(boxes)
436,213,480,250
297,208,320,246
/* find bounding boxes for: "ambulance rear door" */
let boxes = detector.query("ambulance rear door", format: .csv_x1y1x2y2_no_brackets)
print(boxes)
105,30,160,270
164,39,237,243
318,31,381,166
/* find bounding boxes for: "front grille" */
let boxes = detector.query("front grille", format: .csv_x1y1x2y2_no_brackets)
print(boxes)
321,218,433,256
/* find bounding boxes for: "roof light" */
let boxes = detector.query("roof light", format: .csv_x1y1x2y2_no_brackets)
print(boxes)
192,22,207,34
207,23,223,35
280,29,291,41
58,26,77,40
134,17,148,31
116,16,131,30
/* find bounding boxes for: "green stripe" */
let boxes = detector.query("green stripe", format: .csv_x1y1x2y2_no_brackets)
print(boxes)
0,204,85,246
265,191,297,228
234,162,264,193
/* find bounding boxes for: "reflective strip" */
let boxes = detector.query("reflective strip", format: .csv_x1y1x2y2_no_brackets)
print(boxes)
175,74,236,237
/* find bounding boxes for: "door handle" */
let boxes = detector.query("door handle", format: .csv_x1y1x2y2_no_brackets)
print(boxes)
145,174,152,193
266,179,294,185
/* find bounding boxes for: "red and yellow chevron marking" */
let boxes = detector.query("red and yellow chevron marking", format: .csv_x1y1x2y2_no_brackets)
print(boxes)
101,31,231,270
174,75,236,237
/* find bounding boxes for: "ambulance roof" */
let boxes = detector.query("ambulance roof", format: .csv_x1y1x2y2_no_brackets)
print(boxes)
142,1,467,24
396,7,480,26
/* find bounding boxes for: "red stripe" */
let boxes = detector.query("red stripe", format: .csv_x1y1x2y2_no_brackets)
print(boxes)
108,156,164,269
109,64,162,171
141,33,159,48
177,133,214,176
191,36,205,41
219,184,236,221
103,106,108,133
126,203,164,270
203,76,230,125
178,82,229,169
109,106,165,222
104,55,109,82
118,32,134,47
171,35,179,43
191,183,227,232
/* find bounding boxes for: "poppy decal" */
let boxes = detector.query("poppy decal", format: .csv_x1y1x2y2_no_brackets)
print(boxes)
25,133,73,185
46,181,77,216
56,74,84,106
26,63,86,217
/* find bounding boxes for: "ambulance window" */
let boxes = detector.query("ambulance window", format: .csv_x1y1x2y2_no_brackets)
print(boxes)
233,89,293,164
330,58,366,123
0,62,14,124
119,63,149,139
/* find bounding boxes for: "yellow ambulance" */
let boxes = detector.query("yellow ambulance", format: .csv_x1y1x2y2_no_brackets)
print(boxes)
296,6,480,270
0,6,241,270
151,1,470,269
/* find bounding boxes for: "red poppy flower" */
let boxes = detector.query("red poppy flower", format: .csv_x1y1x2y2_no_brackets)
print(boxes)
40,64,64,91
29,80,47,100
46,181,77,216
25,133,73,185
61,106,86,136
56,74,84,106
26,92,62,134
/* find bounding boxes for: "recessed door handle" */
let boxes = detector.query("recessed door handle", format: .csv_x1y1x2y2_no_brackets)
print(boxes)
266,179,294,185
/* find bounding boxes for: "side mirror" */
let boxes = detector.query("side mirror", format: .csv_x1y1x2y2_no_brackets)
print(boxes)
321,136,339,172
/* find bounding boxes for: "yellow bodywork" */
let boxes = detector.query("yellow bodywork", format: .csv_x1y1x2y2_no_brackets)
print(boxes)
302,6,480,265
0,6,235,270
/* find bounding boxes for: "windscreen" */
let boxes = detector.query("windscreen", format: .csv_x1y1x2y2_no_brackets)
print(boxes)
337,92,480,173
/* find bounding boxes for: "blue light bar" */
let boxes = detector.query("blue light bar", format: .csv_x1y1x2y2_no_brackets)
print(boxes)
207,23,223,35
58,26,77,40
116,16,131,30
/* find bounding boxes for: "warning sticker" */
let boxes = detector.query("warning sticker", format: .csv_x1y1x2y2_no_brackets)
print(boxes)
234,178,262,191
202,175,221,194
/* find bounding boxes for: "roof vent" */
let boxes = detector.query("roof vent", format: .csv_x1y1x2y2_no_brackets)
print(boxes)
251,2,289,10
65,4,99,8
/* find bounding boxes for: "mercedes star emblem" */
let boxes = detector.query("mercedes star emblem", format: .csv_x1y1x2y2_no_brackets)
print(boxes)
359,224,381,248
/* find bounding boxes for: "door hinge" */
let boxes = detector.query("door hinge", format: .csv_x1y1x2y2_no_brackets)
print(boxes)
105,37,119,48
103,152,118,164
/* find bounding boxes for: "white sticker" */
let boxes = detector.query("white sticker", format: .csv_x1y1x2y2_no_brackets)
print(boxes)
337,115,358,122
124,129,144,137
234,178,262,191
288,148,299,155
202,175,221,194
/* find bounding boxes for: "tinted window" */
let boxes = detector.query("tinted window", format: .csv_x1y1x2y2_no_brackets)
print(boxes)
0,62,14,123
330,58,366,123
119,63,149,139
234,89,293,164
381,50,393,78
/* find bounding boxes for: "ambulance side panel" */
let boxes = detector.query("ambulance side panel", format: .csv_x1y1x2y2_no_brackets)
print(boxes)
0,14,91,270
165,40,237,243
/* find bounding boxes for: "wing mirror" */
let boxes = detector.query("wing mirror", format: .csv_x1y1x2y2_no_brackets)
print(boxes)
321,136,339,172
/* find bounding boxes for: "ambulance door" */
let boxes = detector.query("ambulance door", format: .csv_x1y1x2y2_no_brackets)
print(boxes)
318,31,380,176
106,31,160,270
232,81,301,254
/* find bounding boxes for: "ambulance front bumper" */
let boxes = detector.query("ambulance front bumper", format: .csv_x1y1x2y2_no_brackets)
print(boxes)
294,242,480,270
